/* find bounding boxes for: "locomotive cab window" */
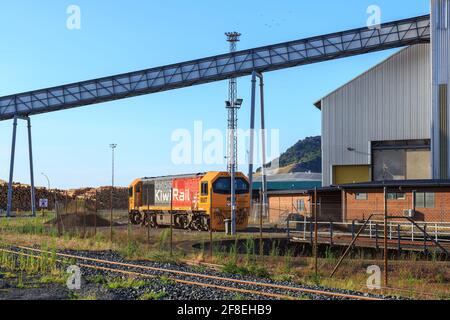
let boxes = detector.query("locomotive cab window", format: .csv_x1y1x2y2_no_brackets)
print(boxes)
201,182,209,196
135,185,141,193
213,177,249,195
128,187,133,197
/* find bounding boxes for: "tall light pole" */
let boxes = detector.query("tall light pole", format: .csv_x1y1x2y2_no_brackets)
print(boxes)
225,32,242,236
109,144,117,242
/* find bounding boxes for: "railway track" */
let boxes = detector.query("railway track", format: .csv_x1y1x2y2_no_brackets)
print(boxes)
0,244,384,301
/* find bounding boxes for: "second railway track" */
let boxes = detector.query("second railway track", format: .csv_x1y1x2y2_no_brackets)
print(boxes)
0,244,385,301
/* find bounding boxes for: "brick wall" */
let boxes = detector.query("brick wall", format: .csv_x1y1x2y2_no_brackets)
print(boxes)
344,187,450,223
268,194,311,224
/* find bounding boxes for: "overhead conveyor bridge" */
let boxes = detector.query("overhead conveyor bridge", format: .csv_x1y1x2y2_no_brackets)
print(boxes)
0,14,430,121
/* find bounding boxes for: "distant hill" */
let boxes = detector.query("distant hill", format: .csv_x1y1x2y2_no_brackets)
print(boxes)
257,136,322,174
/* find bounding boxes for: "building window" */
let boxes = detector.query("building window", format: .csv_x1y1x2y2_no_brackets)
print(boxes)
355,193,368,200
297,199,305,212
201,182,208,196
387,192,406,200
372,140,431,181
415,192,435,208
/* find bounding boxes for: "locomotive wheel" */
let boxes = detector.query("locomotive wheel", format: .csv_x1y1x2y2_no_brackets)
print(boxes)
149,214,158,228
130,211,142,225
177,215,188,229
142,213,157,228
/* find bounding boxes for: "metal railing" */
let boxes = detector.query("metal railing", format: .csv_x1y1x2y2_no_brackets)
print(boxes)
286,217,450,246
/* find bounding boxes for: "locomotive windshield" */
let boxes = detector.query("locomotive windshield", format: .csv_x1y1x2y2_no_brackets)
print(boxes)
213,177,250,195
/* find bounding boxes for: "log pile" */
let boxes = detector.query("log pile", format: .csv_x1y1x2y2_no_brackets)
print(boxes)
0,184,128,212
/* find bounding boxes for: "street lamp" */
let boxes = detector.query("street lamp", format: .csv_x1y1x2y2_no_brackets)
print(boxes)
109,144,117,241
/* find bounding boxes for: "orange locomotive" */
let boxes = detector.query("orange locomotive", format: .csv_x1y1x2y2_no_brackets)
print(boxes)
128,172,250,231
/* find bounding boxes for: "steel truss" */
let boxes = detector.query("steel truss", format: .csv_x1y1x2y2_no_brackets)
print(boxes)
0,15,430,121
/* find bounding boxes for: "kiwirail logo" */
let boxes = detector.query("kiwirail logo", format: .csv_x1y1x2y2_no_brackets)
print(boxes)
171,121,280,168
66,4,82,30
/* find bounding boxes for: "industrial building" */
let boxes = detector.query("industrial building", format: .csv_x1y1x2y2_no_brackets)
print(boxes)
315,43,432,187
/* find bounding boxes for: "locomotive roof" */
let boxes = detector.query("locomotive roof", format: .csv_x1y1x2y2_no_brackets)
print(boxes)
141,172,206,182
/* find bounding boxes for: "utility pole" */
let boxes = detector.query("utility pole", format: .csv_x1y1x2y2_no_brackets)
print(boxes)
225,31,243,236
110,143,117,242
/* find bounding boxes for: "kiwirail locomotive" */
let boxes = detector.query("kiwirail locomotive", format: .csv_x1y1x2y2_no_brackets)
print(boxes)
128,172,250,231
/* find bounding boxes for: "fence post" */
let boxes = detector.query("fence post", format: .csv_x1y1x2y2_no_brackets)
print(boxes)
389,223,393,240
303,215,307,240
411,223,414,242
397,224,401,254
351,220,355,240
330,221,333,246
287,217,290,239
423,224,427,254
375,223,379,249
310,218,313,245
369,221,372,238
351,220,356,249
435,223,438,243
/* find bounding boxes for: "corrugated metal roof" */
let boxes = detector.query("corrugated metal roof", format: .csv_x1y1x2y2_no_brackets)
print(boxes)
313,46,413,110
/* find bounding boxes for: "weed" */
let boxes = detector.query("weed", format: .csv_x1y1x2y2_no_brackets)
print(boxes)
270,240,279,262
158,229,171,251
283,249,293,274
105,277,148,289
221,261,270,278
231,294,246,300
139,290,167,300
244,237,256,266
324,246,336,264
273,274,294,282
146,249,183,264
159,276,175,285
305,272,321,286
88,275,107,285
39,273,67,285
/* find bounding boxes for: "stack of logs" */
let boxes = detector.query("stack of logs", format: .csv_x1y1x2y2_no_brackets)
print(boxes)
0,184,128,212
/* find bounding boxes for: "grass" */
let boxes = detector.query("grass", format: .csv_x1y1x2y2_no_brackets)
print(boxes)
139,290,167,300
68,292,97,300
221,261,270,278
39,273,68,285
87,274,107,285
272,274,295,282
159,276,175,285
105,277,149,290
231,293,246,300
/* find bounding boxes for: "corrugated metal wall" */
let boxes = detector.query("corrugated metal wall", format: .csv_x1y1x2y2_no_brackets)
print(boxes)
431,0,450,179
321,44,431,186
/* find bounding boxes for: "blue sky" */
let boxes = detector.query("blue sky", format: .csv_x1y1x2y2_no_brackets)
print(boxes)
0,0,429,188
